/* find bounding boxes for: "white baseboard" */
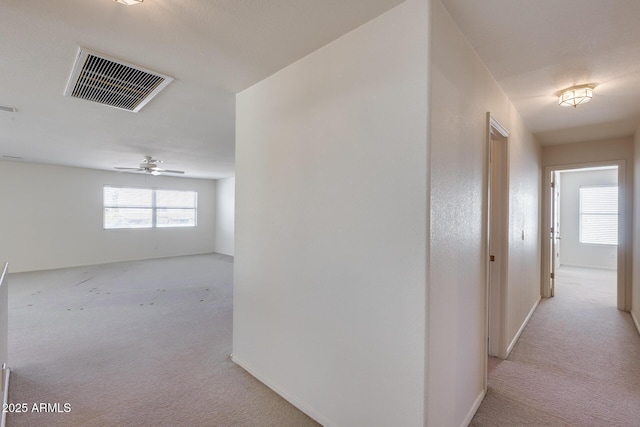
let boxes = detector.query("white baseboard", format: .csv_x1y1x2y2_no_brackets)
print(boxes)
506,297,541,357
1,364,10,427
460,388,486,427
231,355,335,427
631,310,640,336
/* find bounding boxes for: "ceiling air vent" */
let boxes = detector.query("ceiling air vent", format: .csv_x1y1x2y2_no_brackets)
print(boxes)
64,48,173,113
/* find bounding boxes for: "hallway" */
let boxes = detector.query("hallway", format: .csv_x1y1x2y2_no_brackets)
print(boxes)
472,267,640,426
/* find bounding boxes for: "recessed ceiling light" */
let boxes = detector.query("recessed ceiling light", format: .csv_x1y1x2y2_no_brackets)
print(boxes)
558,84,595,108
114,0,143,5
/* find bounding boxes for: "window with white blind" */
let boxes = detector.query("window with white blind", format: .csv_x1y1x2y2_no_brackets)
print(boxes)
579,185,618,245
104,186,197,229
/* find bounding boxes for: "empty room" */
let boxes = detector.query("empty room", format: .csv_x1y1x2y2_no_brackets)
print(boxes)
2,1,640,426
555,166,619,305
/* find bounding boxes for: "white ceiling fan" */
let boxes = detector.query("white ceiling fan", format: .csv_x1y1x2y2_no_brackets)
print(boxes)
114,156,185,175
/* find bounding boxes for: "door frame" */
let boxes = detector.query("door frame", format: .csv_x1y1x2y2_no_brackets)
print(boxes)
550,171,560,297
541,160,628,310
484,113,510,388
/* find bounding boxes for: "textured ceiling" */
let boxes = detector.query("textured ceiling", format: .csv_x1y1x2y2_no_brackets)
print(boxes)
441,0,640,145
4,1,637,178
0,0,403,178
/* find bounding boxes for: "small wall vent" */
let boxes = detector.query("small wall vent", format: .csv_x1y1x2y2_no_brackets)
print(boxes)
64,48,173,113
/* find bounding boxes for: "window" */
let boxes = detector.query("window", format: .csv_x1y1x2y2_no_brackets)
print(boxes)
155,189,198,228
104,186,197,229
579,186,617,245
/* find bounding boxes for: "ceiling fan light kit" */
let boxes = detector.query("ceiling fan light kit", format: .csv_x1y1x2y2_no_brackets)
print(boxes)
558,84,595,108
114,0,143,5
114,156,185,175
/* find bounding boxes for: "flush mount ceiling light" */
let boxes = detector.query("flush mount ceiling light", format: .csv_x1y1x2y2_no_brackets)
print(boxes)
558,84,595,108
114,0,143,5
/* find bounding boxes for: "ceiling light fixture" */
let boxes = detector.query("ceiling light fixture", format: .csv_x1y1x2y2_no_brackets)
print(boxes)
114,0,143,5
558,84,595,108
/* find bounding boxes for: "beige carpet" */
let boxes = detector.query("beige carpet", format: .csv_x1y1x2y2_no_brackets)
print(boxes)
7,254,319,427
471,266,640,426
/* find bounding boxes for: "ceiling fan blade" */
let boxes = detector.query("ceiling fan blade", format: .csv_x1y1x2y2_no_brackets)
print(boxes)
150,168,184,175
114,160,184,175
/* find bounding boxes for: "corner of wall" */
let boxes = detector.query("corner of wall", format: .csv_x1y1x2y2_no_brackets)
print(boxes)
234,1,429,425
214,177,235,257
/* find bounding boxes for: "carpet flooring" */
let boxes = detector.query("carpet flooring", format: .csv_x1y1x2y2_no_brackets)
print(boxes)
471,266,640,426
11,259,639,426
6,254,319,427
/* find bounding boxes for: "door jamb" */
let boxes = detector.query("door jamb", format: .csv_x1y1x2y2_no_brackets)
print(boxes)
484,113,510,389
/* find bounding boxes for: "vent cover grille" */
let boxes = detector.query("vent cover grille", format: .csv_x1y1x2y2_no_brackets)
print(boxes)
64,48,173,112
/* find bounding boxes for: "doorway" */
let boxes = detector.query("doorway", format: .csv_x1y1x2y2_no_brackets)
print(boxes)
485,112,509,388
551,167,618,303
487,119,508,358
543,162,627,310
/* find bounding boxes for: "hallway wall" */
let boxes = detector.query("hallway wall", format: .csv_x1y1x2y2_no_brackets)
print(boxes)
429,1,541,425
504,110,543,352
633,129,640,330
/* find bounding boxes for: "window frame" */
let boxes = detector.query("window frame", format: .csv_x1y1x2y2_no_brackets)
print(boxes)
103,185,198,230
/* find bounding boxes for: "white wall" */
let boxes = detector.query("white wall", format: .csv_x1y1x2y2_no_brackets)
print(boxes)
0,160,216,273
542,138,634,309
214,177,235,256
633,128,640,330
504,110,543,353
234,1,429,425
429,1,541,425
559,169,617,270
